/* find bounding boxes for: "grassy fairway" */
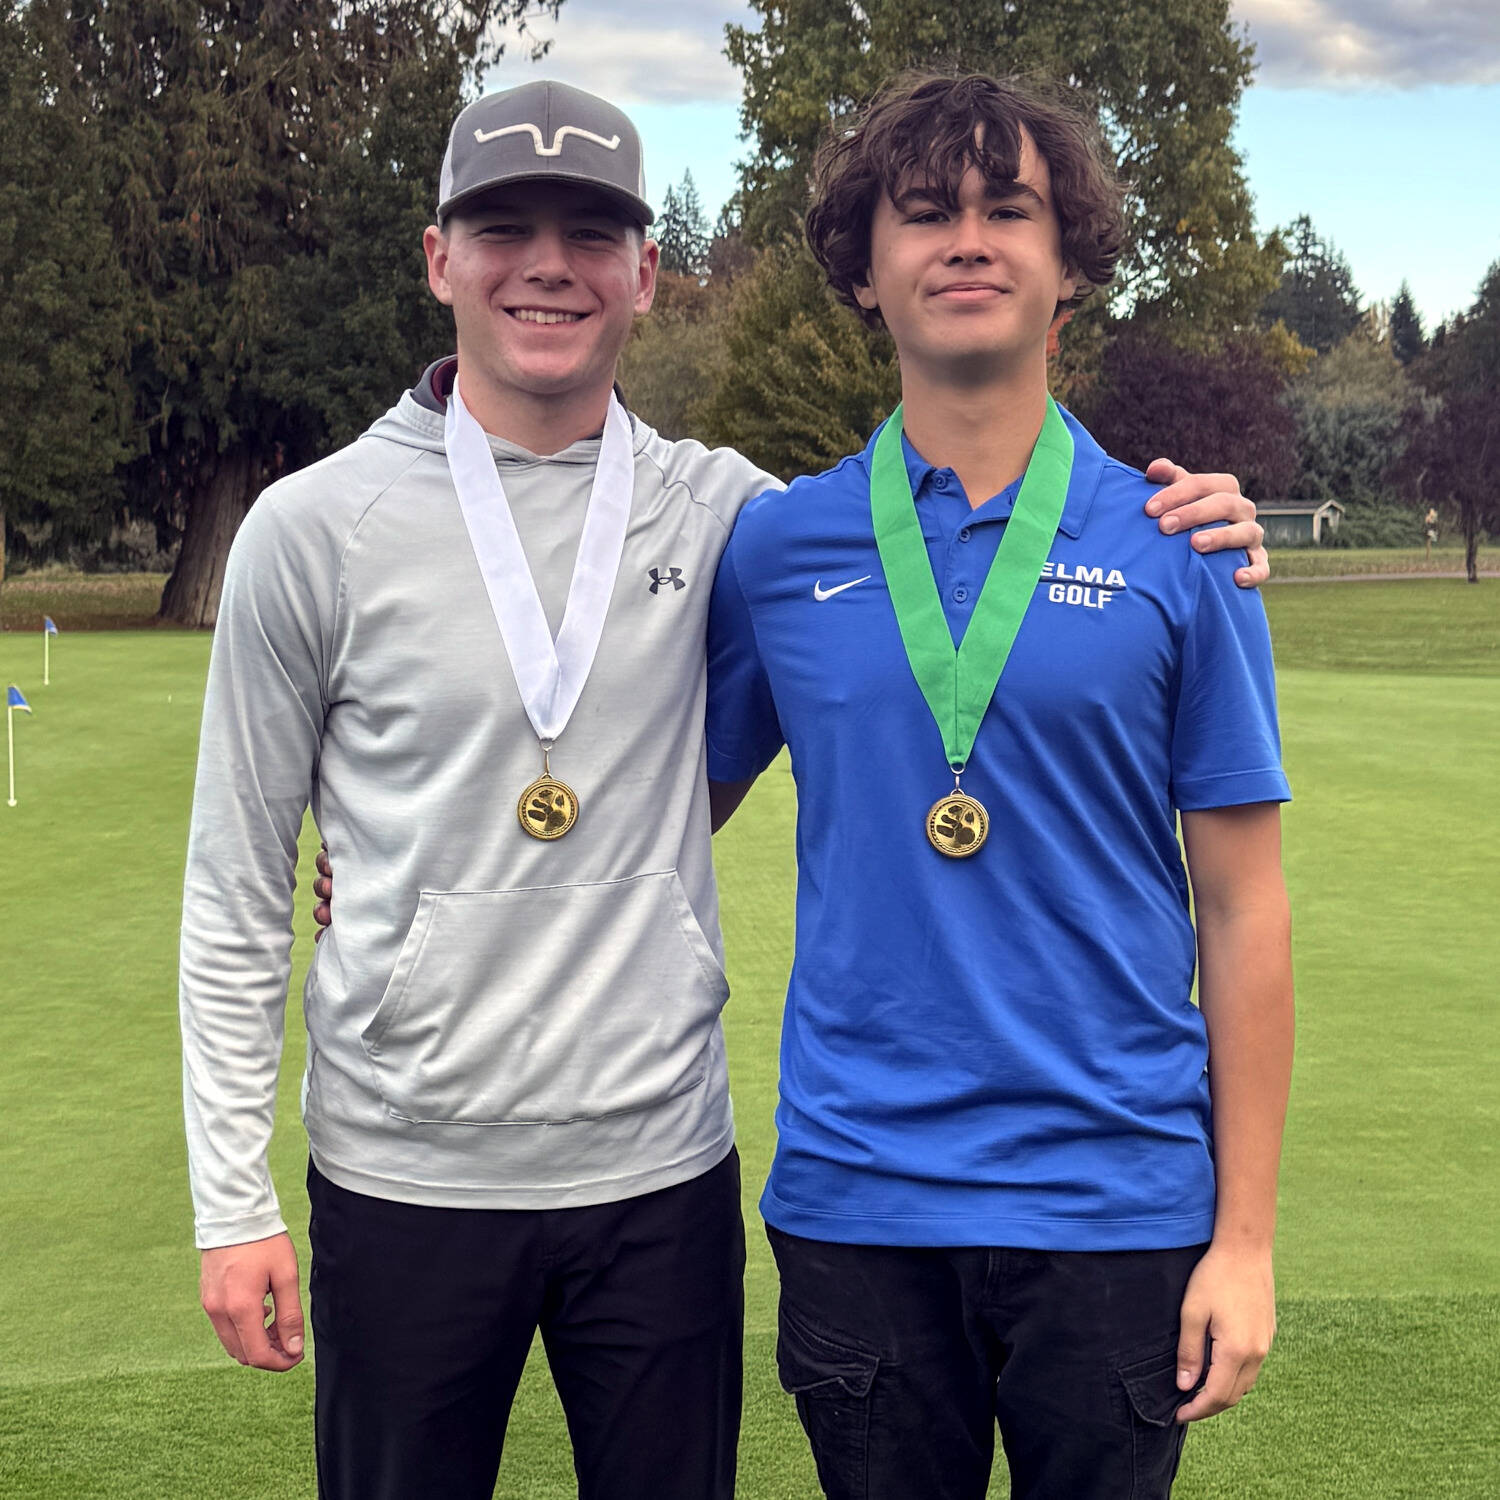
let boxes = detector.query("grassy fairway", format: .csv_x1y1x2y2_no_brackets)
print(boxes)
1,582,1497,1498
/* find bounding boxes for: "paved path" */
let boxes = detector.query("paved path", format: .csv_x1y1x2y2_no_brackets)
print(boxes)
1265,571,1497,584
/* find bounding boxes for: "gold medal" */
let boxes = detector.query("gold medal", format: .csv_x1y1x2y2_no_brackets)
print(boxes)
518,775,579,840
926,790,988,858
517,744,578,840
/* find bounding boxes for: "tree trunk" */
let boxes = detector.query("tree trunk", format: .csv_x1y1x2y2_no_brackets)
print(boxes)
1462,501,1480,584
158,448,261,627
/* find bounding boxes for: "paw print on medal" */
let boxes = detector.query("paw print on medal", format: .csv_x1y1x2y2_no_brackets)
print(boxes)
926,793,988,858
517,777,579,841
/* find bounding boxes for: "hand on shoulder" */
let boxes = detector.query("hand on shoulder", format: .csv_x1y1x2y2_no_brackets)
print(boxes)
1143,460,1269,588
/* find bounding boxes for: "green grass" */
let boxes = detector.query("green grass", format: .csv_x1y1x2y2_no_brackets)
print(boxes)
1,582,1496,1498
1265,545,1483,578
1261,579,1500,676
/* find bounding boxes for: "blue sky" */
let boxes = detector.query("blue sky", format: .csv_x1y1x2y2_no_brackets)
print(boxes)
485,0,1500,328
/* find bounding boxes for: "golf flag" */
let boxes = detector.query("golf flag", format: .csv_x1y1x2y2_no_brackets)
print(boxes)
6,684,32,807
43,615,58,685
43,616,58,635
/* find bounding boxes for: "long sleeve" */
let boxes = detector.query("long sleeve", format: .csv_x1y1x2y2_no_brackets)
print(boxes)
705,494,786,784
179,487,338,1249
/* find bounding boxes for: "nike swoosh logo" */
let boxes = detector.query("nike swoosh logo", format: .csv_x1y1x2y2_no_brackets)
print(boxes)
813,575,871,601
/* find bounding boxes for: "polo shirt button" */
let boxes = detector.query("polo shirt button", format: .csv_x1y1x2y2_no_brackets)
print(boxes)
934,474,949,490
958,527,972,542
953,585,969,603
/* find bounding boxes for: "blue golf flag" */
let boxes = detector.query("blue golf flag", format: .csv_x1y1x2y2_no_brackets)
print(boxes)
6,683,31,806
41,615,58,684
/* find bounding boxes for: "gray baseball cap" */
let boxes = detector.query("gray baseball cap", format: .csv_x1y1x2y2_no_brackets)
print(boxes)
437,81,653,227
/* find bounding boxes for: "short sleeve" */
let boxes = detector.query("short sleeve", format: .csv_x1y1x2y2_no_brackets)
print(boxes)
706,512,785,783
1170,549,1291,811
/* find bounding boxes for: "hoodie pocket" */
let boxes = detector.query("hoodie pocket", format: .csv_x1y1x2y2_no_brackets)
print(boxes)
361,869,728,1125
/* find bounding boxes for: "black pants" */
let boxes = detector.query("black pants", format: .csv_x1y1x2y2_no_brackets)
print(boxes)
768,1225,1207,1500
307,1151,745,1500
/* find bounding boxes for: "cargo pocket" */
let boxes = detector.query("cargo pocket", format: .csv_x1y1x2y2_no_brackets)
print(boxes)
360,869,728,1125
1117,1347,1189,1500
776,1303,879,1498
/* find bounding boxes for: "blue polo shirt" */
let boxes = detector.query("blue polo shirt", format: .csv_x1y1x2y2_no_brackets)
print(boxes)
706,407,1290,1250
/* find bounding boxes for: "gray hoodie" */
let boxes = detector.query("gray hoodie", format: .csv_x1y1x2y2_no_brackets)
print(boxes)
180,366,779,1248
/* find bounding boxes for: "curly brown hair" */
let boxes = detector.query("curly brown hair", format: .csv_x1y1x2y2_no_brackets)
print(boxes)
805,71,1127,329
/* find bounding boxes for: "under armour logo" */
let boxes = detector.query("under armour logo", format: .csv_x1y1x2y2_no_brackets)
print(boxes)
473,123,622,158
648,567,686,594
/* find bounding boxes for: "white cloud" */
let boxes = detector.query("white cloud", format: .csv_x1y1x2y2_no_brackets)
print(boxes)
490,0,1500,99
489,4,743,104
1236,0,1500,87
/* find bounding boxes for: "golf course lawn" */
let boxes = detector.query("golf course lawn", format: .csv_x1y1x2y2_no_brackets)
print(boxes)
0,579,1495,1497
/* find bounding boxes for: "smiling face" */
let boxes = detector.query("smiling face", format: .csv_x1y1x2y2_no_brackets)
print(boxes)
424,181,657,409
853,129,1077,384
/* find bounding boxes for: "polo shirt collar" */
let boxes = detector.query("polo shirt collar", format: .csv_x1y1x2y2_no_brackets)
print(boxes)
858,403,1106,540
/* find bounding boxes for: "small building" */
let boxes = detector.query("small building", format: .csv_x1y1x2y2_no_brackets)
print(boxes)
1259,500,1345,547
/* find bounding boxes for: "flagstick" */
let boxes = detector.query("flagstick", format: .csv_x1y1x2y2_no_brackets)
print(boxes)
6,703,14,807
44,629,50,687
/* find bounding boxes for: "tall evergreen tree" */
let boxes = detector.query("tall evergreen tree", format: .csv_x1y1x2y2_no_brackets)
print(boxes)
725,0,1282,339
655,170,711,277
1259,214,1362,354
61,0,556,626
1389,280,1426,366
259,44,470,451
656,183,683,270
0,0,132,588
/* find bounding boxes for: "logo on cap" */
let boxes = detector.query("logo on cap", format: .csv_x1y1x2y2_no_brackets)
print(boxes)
473,123,623,158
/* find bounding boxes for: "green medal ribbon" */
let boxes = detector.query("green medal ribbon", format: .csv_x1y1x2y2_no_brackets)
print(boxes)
870,398,1074,774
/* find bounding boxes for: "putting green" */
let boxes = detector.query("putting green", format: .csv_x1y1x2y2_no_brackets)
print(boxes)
0,580,1494,1497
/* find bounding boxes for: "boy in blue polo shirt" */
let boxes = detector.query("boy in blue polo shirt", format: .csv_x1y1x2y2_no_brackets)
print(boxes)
707,72,1294,1499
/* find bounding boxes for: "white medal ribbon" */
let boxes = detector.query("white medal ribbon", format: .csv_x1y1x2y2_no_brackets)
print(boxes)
444,372,634,743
